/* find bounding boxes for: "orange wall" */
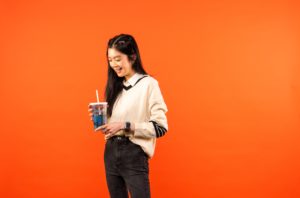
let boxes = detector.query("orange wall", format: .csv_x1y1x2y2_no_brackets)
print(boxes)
1,0,300,197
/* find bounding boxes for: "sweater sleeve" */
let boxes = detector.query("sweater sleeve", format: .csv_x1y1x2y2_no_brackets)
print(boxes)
133,79,168,138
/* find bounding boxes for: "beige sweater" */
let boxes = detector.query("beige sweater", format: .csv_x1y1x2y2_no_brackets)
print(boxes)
107,73,168,158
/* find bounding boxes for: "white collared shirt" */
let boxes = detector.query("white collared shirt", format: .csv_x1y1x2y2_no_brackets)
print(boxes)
123,72,144,87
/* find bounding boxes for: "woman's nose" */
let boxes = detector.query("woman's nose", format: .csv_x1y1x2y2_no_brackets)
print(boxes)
110,61,118,67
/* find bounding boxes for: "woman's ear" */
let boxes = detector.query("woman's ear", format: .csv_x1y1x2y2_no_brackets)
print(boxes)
130,54,136,63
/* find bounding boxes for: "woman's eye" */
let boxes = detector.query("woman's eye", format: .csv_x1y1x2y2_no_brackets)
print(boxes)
108,58,121,62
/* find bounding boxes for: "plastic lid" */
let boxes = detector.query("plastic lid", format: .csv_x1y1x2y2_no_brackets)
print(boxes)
89,102,108,106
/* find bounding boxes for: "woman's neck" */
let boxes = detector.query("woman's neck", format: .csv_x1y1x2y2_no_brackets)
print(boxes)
124,71,136,81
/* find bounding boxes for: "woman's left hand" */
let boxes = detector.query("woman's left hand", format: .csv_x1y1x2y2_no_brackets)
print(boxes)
95,122,124,137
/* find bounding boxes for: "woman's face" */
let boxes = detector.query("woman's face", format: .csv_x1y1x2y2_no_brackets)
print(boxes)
108,48,135,80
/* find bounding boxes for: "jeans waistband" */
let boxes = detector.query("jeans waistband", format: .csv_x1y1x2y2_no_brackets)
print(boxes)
109,135,129,141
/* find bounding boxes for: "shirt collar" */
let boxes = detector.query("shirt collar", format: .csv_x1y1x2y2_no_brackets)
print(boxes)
123,73,144,87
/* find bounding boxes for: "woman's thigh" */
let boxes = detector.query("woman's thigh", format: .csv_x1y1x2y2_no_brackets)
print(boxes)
120,141,150,198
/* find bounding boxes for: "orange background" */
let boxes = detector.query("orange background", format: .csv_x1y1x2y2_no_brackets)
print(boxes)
1,0,300,197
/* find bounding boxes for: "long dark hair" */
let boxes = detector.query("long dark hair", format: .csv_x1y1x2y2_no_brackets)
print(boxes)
105,34,148,117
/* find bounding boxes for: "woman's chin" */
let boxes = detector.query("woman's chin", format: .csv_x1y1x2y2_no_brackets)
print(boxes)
116,73,124,77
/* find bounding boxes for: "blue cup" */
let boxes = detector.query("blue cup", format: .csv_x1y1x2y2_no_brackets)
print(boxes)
89,102,107,130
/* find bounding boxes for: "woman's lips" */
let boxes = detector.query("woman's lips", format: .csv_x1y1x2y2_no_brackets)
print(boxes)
115,67,122,73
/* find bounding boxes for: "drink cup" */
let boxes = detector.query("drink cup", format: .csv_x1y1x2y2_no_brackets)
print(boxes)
89,102,107,130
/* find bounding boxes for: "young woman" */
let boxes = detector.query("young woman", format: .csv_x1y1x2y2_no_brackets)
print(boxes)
88,34,168,198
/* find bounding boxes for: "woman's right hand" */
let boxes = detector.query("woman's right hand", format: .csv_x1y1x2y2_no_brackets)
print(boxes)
88,104,94,121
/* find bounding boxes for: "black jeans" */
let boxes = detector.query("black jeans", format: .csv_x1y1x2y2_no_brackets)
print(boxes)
104,136,150,198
